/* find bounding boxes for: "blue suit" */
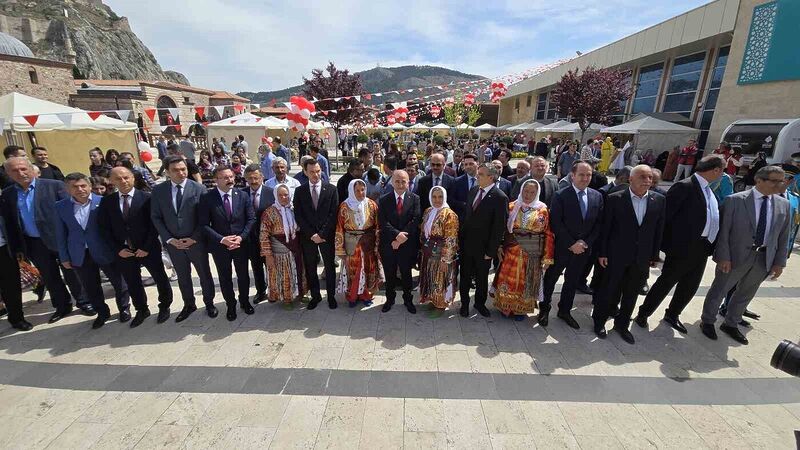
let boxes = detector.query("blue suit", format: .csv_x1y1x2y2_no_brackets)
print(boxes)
450,173,478,220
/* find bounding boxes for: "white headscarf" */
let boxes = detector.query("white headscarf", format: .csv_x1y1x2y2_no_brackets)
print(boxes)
424,186,450,238
344,179,368,228
507,179,544,233
273,183,296,241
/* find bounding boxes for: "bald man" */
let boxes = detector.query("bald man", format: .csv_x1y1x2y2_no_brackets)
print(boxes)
417,153,455,212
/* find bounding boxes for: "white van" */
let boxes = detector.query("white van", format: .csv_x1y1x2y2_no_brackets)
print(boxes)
721,119,800,165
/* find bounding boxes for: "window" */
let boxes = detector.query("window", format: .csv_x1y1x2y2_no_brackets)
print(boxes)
28,69,38,84
514,97,520,113
526,95,532,107
662,52,706,118
536,92,547,120
611,72,633,124
697,47,729,149
183,96,191,103
631,63,663,114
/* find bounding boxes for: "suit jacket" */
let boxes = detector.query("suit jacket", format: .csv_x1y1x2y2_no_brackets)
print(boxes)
461,185,508,258
661,175,714,256
495,178,512,198
510,175,558,205
0,178,68,254
449,173,477,220
417,172,455,212
150,179,206,245
98,189,161,254
240,185,270,241
714,189,790,269
377,190,421,256
293,181,339,242
198,188,256,252
54,195,114,267
336,173,356,205
599,189,666,267
549,185,604,255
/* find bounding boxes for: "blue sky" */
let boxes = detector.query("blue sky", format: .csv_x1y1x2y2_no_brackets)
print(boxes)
105,0,710,93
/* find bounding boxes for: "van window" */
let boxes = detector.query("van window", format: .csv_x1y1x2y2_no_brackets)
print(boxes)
723,123,785,157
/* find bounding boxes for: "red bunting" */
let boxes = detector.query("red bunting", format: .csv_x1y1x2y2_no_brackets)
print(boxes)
194,106,206,116
144,108,157,121
23,115,39,127
87,111,103,121
234,104,245,113
364,94,372,100
230,120,237,124
174,124,182,133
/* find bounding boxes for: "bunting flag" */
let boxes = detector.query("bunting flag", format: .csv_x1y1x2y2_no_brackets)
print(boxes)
194,106,206,117
56,113,73,127
213,105,225,117
23,115,39,127
234,104,245,113
87,111,103,121
144,108,157,122
160,125,170,132
116,110,131,122
167,108,181,120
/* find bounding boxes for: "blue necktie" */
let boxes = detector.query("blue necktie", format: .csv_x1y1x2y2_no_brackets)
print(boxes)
755,195,768,246
578,190,587,219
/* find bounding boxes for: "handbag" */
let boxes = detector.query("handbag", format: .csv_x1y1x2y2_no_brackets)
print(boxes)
513,230,544,258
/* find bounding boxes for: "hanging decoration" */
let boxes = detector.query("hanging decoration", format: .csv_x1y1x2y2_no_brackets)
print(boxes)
286,96,316,131
430,105,441,118
490,82,508,103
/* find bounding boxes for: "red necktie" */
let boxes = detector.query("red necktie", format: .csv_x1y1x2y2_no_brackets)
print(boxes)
396,195,403,215
473,189,484,211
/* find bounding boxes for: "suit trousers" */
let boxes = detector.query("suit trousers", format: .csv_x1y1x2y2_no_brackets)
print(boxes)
25,236,85,311
74,250,130,318
701,250,769,328
115,251,173,311
247,239,267,295
675,164,693,181
592,261,649,329
459,252,492,308
382,247,414,304
165,241,215,308
0,246,24,324
638,243,711,320
301,240,336,302
543,250,590,313
211,246,251,307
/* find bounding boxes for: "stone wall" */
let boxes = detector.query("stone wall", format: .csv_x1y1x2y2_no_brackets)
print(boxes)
0,57,75,104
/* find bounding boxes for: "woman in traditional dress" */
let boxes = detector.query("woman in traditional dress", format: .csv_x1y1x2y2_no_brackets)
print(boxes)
335,179,383,307
492,180,554,321
418,186,459,318
260,184,307,308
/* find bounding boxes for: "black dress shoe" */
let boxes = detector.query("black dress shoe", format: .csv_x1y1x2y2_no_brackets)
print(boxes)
700,323,718,340
119,309,132,323
739,319,751,328
307,299,321,310
475,305,490,317
614,327,635,344
381,300,394,313
206,305,218,318
594,325,607,339
719,324,748,344
130,309,150,328
241,302,255,315
742,309,760,320
11,320,33,331
175,306,197,323
663,315,687,334
576,285,594,295
157,308,170,324
253,292,267,305
459,304,469,317
78,304,97,316
557,312,580,329
608,307,619,318
634,315,648,329
48,307,73,323
226,306,237,322
0,307,6,318
92,315,109,329
405,302,417,314
328,299,338,310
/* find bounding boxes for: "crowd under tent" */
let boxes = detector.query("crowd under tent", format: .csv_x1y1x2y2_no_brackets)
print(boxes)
0,92,137,174
601,113,699,157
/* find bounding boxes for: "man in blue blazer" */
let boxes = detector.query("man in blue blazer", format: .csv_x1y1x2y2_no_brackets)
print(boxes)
199,166,256,321
540,161,604,329
55,173,130,329
242,164,271,304
449,153,479,221
490,160,513,197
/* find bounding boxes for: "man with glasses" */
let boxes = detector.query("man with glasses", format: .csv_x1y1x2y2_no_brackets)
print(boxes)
417,153,455,212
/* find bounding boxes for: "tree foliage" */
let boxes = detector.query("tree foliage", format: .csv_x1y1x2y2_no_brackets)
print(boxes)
302,62,368,129
443,94,482,128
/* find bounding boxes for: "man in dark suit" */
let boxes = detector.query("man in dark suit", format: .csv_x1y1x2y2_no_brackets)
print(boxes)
1,145,27,189
55,173,130,329
522,156,559,207
98,166,174,327
636,155,725,333
336,159,365,205
151,155,217,322
199,166,256,321
540,161,604,329
242,164,270,304
507,160,531,198
293,158,339,310
417,153,455,212
490,160,513,197
459,163,508,317
377,169,421,313
592,165,665,343
449,153,479,220
0,187,31,331
1,157,89,323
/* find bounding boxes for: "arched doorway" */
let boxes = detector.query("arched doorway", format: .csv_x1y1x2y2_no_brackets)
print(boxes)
157,95,180,136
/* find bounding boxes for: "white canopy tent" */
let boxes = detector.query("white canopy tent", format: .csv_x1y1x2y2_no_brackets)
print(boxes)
601,114,699,156
508,121,545,131
0,92,137,174
534,120,571,132
391,123,407,131
408,123,429,130
207,112,292,161
456,123,473,129
430,123,451,135
537,121,604,141
474,123,495,131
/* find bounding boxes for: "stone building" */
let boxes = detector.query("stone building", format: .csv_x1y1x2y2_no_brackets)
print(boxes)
0,32,75,105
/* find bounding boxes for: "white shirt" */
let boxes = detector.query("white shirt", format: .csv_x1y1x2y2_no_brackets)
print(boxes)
394,191,406,204
753,187,773,244
265,176,301,196
171,180,188,212
629,189,648,225
694,173,719,242
119,188,136,213
217,188,233,214
572,184,589,212
248,186,261,207
72,196,93,230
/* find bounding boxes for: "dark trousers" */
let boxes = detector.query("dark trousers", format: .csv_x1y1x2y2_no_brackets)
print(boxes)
211,247,250,307
0,246,24,324
581,246,604,292
25,236,85,312
74,250,129,318
638,245,710,320
459,252,491,308
382,248,414,303
301,240,336,302
115,250,173,311
592,261,649,329
247,239,267,295
165,241,215,308
543,250,590,313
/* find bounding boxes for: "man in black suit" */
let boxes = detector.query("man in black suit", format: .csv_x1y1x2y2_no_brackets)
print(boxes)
0,187,31,331
592,165,665,343
242,164,270,304
459,163,508,317
540,161,604,329
0,145,27,189
336,159,365,205
377,169,421,314
490,160,513,197
417,153,455,212
98,166,174,326
524,156,559,207
507,160,531,197
293,158,339,310
450,153,479,220
199,166,256,321
635,155,724,333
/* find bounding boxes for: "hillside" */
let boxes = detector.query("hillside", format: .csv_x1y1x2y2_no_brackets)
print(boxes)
239,65,487,103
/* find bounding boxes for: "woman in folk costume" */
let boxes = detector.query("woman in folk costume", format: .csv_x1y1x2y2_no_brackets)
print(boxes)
598,136,615,174
492,179,554,320
260,184,307,308
418,186,459,318
335,179,383,307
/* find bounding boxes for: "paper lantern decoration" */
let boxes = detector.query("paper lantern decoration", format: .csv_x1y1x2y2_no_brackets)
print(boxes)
287,96,316,131
444,97,455,107
430,105,441,118
386,114,396,125
393,104,408,122
490,82,508,103
464,93,475,107
409,115,417,124
139,151,153,162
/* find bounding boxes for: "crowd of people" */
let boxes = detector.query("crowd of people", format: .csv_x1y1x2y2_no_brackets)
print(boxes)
0,131,798,349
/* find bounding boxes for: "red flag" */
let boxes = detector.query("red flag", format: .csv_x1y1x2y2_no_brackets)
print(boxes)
87,111,103,121
23,115,39,127
364,94,372,100
234,104,245,113
174,124,182,134
194,106,206,116
144,108,157,121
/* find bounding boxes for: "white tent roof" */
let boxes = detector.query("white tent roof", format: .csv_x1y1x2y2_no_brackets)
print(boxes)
391,123,407,130
0,92,136,132
601,114,699,134
430,123,451,130
496,124,513,130
536,121,603,133
475,123,495,130
408,123,429,130
508,121,545,131
456,123,473,129
209,112,272,128
306,120,329,130
534,120,573,132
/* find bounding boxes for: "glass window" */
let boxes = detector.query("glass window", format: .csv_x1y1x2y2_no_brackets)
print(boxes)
663,52,706,116
705,89,719,110
668,72,702,93
526,95,532,107
631,97,657,114
670,52,706,75
695,47,730,150
632,63,663,114
663,92,696,113
536,92,547,120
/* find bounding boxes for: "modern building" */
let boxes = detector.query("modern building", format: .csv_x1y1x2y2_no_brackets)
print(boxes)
499,0,800,154
0,32,75,105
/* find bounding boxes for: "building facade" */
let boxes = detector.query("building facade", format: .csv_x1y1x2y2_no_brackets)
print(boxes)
0,32,75,105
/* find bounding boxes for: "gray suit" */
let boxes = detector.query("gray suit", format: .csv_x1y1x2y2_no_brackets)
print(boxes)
151,179,215,308
701,189,790,328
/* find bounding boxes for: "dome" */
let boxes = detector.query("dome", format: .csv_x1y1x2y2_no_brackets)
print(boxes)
0,32,35,58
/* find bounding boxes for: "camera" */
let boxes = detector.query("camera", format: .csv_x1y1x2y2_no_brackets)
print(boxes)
771,340,800,377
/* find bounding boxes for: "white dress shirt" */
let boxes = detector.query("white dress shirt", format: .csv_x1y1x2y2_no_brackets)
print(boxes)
629,189,648,225
265,176,301,196
753,187,773,243
218,187,234,214
119,188,136,213
72,196,93,230
572,184,589,212
171,179,188,212
694,173,719,242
